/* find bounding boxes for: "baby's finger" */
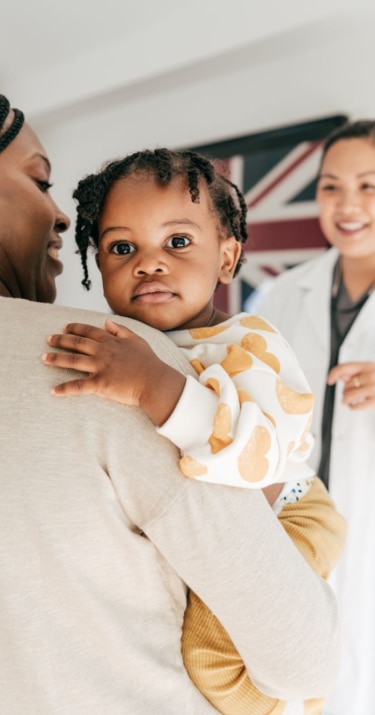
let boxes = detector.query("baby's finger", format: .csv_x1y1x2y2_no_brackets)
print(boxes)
47,332,98,355
42,350,95,374
105,320,135,339
63,323,109,341
49,376,96,397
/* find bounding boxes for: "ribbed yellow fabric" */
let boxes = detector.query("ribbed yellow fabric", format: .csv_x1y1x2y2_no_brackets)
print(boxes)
277,477,346,580
182,477,346,715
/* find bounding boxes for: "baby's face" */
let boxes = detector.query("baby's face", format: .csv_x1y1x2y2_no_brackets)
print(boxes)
96,174,240,331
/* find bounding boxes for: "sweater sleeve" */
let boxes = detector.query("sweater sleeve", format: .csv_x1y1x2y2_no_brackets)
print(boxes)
181,477,346,715
158,314,315,488
144,480,340,702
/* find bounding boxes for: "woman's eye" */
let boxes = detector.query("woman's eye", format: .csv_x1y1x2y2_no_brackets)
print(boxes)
36,180,53,193
320,184,337,192
110,242,135,255
167,235,190,249
361,183,375,191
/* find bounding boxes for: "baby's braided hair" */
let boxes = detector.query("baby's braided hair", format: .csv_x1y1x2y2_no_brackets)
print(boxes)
73,148,249,290
0,95,24,153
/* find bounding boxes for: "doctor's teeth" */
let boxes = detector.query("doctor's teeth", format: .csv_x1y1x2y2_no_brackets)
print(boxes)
338,222,365,230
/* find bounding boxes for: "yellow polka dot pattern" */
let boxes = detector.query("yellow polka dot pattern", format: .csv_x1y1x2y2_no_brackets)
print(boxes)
239,314,277,332
221,344,253,376
163,312,315,489
241,333,280,374
237,426,271,482
189,324,229,340
237,388,254,405
179,455,208,477
190,358,205,375
276,380,314,414
209,403,233,454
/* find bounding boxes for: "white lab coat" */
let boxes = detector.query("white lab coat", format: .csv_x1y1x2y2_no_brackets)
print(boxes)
258,247,375,715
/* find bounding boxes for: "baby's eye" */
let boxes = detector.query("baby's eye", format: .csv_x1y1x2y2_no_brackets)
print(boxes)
167,235,191,249
110,241,135,255
36,180,53,193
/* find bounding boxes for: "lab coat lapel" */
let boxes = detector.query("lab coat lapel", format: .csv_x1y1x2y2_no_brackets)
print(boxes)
297,249,337,353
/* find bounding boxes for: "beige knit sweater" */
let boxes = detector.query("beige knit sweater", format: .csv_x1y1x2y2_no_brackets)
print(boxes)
0,298,340,714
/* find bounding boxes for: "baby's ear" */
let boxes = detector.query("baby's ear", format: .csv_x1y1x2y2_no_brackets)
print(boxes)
218,236,242,285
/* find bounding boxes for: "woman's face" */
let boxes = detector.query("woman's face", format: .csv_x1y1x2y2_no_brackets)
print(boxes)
316,138,375,262
0,116,70,302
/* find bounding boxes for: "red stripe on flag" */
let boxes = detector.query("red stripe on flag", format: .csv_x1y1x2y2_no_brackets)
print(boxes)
247,142,322,208
246,218,328,251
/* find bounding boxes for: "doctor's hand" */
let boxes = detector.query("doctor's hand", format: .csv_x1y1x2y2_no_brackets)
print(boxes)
327,361,375,410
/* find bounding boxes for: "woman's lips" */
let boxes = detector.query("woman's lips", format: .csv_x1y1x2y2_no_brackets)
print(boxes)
47,239,63,273
336,221,368,233
47,245,61,261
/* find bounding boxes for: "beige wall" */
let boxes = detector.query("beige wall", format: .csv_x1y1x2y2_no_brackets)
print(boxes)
4,0,375,310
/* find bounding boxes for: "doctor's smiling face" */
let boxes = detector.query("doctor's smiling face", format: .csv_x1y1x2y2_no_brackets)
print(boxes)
317,137,375,263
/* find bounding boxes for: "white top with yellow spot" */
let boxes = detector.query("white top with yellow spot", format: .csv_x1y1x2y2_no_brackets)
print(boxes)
158,313,315,488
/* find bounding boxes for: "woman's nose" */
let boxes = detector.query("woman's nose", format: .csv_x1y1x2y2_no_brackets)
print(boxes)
54,204,70,233
337,189,360,211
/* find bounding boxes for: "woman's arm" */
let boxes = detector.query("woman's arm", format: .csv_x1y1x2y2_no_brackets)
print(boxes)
180,478,346,713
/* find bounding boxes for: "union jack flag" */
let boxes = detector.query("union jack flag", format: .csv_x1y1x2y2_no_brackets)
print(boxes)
190,116,348,313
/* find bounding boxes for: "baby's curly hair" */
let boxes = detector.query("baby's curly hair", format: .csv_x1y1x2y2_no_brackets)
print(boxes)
73,148,249,289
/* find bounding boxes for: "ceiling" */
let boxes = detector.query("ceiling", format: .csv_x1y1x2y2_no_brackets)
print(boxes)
2,0,374,121
0,0,373,121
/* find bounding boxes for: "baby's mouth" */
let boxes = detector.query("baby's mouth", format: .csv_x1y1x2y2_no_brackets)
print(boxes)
133,281,175,303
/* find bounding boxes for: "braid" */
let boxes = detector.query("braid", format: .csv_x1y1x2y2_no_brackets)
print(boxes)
0,96,10,129
0,95,24,154
73,147,249,288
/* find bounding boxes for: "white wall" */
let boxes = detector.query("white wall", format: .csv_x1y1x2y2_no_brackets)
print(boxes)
7,0,375,311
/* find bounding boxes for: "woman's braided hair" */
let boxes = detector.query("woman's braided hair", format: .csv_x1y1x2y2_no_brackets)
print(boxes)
0,95,24,153
73,148,249,289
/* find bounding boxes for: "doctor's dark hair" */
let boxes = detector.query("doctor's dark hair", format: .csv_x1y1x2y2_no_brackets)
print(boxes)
0,95,24,153
73,148,249,290
320,119,375,167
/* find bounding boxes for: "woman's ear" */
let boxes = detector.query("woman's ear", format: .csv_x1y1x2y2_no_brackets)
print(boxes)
218,236,242,285
95,252,100,270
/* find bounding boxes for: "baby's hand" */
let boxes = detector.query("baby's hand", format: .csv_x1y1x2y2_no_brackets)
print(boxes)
42,320,165,406
42,320,186,425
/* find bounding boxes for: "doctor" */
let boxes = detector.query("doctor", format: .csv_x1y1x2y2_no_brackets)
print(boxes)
258,119,375,715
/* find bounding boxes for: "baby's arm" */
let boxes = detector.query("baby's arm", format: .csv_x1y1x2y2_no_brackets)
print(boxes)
159,314,315,488
182,477,346,715
44,314,313,489
42,320,186,426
